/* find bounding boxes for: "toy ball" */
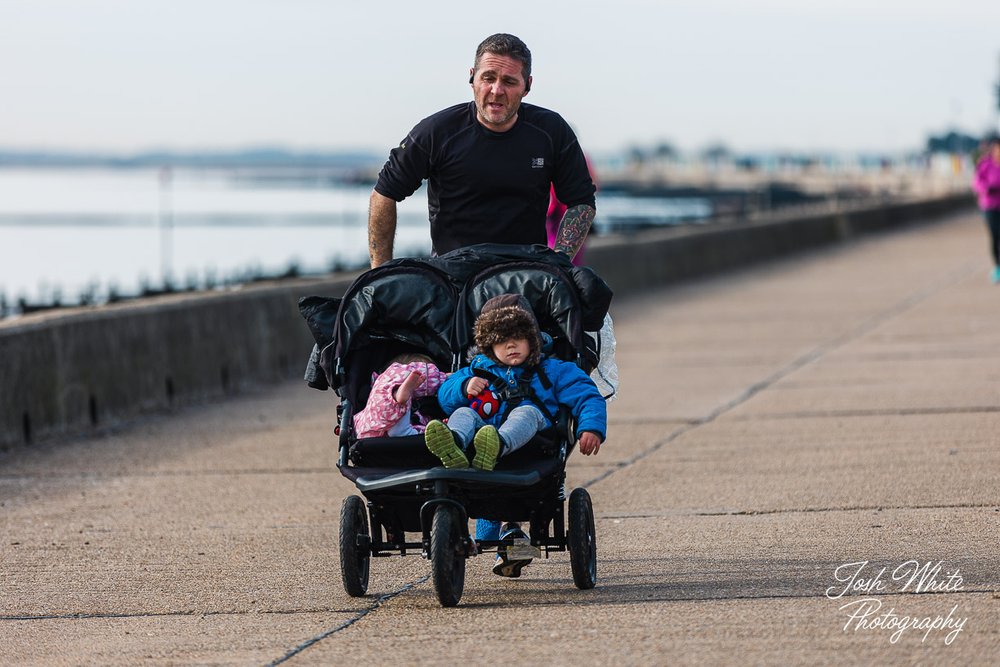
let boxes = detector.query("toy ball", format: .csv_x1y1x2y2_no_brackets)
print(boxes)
470,388,500,419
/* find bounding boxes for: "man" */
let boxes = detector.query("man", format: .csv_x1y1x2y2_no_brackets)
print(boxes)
367,34,599,576
367,33,596,268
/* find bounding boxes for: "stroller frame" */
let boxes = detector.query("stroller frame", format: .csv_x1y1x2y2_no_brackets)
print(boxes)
301,245,610,606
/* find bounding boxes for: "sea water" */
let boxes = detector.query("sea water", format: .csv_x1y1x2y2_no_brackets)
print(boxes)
0,167,709,309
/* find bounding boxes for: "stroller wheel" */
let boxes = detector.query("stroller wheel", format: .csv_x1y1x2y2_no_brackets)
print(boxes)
430,505,466,607
339,495,370,597
568,487,597,590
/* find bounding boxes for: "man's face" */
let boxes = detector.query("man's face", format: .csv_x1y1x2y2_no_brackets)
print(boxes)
492,337,531,366
470,53,531,133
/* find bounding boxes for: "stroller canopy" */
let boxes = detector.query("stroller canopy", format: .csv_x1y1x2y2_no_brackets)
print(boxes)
300,244,613,397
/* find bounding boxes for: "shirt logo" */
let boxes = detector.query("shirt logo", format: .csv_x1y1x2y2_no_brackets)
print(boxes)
531,157,545,168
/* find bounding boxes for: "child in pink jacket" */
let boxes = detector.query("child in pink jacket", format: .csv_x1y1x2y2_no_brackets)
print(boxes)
353,354,449,438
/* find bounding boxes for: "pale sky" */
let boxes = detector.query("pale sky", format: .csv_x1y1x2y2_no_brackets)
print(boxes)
3,0,999,156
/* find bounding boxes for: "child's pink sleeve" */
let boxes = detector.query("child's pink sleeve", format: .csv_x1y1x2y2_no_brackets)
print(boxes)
353,363,412,439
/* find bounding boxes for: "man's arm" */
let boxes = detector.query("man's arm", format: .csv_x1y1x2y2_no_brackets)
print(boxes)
368,190,398,268
553,204,596,260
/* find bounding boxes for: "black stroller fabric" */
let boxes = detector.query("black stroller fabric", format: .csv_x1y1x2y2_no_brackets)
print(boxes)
297,243,613,532
299,243,613,401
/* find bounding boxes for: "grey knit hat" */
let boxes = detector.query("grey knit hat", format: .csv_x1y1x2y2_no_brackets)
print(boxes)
474,294,542,366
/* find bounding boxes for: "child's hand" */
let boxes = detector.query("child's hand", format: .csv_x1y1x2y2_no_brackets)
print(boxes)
577,431,601,455
466,377,488,397
392,370,424,405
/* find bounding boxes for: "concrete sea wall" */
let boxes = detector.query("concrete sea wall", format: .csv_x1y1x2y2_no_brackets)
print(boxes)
0,193,974,448
582,194,973,292
0,274,358,449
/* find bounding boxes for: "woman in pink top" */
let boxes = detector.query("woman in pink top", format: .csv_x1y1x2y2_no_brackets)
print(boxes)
972,135,1000,283
546,155,597,267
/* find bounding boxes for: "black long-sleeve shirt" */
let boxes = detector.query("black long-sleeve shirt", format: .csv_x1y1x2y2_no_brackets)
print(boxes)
375,101,596,255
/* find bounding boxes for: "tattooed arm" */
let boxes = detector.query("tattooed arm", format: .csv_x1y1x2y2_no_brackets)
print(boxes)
553,204,596,260
368,190,397,268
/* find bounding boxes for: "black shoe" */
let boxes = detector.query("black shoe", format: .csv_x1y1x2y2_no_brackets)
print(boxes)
492,523,532,577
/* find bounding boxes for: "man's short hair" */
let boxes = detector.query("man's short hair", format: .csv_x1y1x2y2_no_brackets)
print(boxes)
473,33,532,82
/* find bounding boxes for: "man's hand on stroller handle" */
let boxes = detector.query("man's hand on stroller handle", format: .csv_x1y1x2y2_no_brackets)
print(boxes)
465,377,489,397
577,431,601,455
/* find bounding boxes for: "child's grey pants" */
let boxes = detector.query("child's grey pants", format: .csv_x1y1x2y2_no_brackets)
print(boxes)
447,405,547,456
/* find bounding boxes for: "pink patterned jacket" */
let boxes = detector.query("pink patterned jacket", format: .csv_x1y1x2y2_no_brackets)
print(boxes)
353,361,449,438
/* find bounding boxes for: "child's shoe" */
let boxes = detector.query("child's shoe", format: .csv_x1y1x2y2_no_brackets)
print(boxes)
424,420,468,469
472,426,501,471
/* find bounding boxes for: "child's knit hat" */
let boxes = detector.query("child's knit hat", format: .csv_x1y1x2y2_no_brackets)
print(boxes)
474,294,543,366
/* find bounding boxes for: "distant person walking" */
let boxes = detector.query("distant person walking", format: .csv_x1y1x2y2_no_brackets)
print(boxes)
972,134,1000,283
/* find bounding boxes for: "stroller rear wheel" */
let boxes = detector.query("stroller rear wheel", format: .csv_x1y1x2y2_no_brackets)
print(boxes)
568,487,597,590
339,495,371,597
430,505,466,607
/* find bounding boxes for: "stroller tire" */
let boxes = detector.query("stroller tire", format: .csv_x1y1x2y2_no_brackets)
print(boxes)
568,487,597,590
431,505,466,607
339,495,371,597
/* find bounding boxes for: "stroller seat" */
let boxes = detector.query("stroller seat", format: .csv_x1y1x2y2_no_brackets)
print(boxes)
340,430,566,491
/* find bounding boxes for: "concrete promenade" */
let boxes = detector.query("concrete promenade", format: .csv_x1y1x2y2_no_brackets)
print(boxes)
2,209,998,665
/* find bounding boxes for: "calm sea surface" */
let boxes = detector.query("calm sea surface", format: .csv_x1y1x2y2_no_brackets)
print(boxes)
0,168,709,307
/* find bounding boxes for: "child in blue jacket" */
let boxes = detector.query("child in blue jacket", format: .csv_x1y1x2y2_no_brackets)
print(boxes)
424,294,606,472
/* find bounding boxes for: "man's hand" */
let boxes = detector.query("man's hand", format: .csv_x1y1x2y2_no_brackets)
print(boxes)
577,431,601,455
553,204,596,260
368,190,398,268
465,377,489,397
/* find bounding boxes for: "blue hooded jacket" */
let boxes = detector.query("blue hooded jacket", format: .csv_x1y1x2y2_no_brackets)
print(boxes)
437,353,607,442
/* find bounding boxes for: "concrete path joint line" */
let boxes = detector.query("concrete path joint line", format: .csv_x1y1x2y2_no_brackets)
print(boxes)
727,406,1000,421
0,606,346,622
565,589,998,608
601,503,1000,519
0,467,339,481
265,576,430,666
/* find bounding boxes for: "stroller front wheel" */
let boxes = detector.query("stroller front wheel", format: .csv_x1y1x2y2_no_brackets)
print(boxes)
339,495,371,597
431,505,466,607
568,487,597,589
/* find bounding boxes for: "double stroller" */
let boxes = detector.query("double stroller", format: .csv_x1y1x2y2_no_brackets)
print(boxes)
300,244,613,607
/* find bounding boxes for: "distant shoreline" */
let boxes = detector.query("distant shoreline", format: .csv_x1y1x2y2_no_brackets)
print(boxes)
0,148,384,172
